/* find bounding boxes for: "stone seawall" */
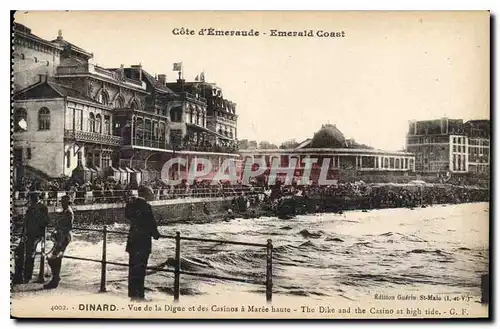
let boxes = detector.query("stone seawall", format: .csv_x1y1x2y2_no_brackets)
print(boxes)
12,197,238,227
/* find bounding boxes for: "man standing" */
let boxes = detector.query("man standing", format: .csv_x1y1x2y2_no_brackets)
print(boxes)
44,195,73,289
125,186,160,301
13,191,49,284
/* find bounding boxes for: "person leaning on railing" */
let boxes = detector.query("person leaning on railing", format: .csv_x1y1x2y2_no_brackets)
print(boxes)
13,191,49,285
44,194,74,290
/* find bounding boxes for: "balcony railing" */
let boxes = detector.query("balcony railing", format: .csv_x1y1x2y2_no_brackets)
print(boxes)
131,138,172,150
179,92,207,105
65,130,122,146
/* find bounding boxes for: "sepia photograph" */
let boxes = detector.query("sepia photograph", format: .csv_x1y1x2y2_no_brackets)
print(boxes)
10,10,490,319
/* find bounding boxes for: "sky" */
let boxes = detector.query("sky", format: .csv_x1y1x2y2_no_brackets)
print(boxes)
14,11,490,151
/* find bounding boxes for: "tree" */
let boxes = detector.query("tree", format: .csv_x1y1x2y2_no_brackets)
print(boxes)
259,141,278,149
249,140,258,149
279,139,299,149
238,139,250,149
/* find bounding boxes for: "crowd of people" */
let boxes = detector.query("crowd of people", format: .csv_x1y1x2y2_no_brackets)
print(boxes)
13,174,489,214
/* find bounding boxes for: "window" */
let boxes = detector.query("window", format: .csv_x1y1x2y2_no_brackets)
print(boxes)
66,151,71,168
170,107,182,122
27,148,32,160
74,109,83,130
38,107,50,130
14,108,27,132
158,122,166,141
20,54,25,60
88,113,95,132
97,91,108,105
34,57,38,63
383,158,389,168
95,114,102,133
131,100,139,111
114,95,124,108
77,152,82,166
104,115,110,135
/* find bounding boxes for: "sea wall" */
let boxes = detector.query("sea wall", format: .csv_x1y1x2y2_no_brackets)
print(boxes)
12,197,237,227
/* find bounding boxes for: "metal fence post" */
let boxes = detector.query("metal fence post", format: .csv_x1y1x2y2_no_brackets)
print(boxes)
36,227,47,283
100,225,107,292
174,231,181,302
266,239,273,303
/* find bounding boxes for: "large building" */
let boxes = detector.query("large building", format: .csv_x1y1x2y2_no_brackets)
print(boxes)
406,118,490,176
239,124,415,184
12,23,239,185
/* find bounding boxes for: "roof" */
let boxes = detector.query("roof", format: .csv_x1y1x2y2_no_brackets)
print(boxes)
141,70,175,94
51,35,93,58
13,23,63,51
14,79,101,105
295,138,312,149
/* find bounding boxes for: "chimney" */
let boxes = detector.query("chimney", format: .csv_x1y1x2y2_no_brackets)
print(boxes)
157,74,166,86
130,64,142,81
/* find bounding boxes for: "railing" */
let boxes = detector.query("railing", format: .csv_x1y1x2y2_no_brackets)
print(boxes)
13,186,265,208
64,130,122,146
131,138,171,150
179,92,207,105
34,226,273,302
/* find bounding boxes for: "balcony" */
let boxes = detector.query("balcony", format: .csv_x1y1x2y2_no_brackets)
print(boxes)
131,138,172,151
178,92,207,105
65,129,122,146
56,64,145,89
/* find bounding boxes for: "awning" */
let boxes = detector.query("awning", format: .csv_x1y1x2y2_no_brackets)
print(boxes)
186,123,231,141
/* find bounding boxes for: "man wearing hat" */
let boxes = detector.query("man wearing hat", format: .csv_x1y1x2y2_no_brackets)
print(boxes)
125,185,160,301
13,191,49,284
44,194,73,289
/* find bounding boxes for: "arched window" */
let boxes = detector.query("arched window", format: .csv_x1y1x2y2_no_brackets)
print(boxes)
383,157,389,168
114,95,124,108
20,54,25,60
97,91,108,105
14,108,27,132
34,57,38,63
88,113,95,132
38,107,50,130
95,114,102,133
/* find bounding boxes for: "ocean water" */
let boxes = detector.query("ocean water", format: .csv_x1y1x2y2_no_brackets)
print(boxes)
45,202,489,302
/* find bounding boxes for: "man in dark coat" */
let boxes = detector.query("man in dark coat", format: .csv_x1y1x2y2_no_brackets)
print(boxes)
125,186,160,301
13,191,49,284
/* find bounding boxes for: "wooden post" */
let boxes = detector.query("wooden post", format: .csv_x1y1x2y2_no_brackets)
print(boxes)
266,239,273,303
99,225,107,292
36,227,46,283
173,231,181,302
481,274,489,304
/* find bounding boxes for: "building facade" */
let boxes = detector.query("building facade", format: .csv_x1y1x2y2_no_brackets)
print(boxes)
12,23,239,185
406,118,490,176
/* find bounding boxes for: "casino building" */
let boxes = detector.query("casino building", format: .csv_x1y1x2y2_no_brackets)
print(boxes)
12,23,239,185
239,124,416,184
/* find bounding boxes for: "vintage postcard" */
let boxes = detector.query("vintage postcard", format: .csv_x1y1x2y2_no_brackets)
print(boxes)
10,10,490,319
